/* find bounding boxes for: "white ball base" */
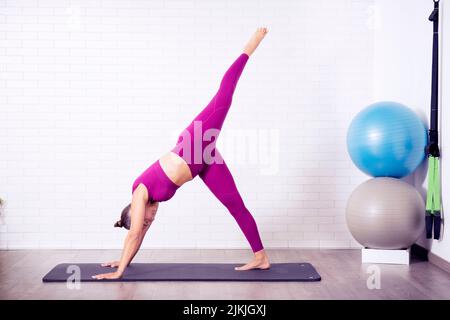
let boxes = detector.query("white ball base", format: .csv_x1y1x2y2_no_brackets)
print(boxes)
361,248,410,265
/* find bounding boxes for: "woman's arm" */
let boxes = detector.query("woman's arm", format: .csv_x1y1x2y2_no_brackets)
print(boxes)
102,230,146,268
100,221,151,269
93,185,149,280
116,190,148,275
122,225,149,266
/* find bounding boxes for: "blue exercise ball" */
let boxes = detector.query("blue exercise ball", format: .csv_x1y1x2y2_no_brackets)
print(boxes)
347,101,427,178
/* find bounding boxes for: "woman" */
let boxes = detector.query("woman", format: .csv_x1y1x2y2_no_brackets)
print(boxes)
94,28,270,280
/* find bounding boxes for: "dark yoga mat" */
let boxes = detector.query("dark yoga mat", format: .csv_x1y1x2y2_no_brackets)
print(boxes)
42,263,321,282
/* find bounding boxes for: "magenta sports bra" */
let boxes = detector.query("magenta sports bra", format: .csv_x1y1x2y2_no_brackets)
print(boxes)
132,160,180,203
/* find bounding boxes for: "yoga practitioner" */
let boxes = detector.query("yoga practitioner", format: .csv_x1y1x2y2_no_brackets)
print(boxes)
94,28,270,280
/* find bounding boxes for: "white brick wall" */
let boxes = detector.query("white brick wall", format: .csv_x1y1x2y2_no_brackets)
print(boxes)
0,0,373,249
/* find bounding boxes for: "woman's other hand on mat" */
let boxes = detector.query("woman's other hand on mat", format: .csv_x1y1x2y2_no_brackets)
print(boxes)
101,261,120,268
92,271,123,280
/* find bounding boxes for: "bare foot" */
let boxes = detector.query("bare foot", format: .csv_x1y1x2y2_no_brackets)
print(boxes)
235,250,271,271
243,27,269,57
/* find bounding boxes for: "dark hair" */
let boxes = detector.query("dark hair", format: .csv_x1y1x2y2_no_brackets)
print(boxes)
115,203,131,230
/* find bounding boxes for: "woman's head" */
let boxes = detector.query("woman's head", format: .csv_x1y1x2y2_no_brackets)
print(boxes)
114,203,132,230
114,202,159,230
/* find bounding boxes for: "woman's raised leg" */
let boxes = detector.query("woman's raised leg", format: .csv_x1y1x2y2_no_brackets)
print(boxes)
172,53,250,176
172,28,269,178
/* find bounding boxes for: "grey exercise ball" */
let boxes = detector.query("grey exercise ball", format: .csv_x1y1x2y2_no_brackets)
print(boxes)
346,177,424,249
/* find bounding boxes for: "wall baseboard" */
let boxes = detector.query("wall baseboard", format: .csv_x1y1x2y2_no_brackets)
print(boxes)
411,244,450,274
428,251,450,274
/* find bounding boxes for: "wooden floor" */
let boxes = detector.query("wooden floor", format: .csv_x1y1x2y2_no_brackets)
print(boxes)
1,249,449,300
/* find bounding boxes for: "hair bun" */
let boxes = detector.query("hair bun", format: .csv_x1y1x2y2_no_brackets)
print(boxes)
114,220,122,228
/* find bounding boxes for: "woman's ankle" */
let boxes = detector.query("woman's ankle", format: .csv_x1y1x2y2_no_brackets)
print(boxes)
254,249,267,259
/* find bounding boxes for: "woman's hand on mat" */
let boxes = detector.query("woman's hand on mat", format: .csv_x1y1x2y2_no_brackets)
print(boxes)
92,271,123,280
101,261,120,268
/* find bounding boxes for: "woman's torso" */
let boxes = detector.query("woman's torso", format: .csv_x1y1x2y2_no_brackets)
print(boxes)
132,152,193,203
159,152,193,187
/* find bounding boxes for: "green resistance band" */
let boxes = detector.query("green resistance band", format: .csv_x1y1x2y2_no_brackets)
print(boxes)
426,156,441,214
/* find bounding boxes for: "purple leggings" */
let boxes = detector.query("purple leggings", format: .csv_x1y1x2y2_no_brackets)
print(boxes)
172,53,264,253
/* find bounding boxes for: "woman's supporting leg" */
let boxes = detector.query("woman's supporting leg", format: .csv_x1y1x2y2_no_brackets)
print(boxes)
199,150,270,270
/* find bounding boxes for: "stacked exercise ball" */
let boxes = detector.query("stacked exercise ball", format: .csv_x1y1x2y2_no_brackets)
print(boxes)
345,101,426,250
347,101,427,178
